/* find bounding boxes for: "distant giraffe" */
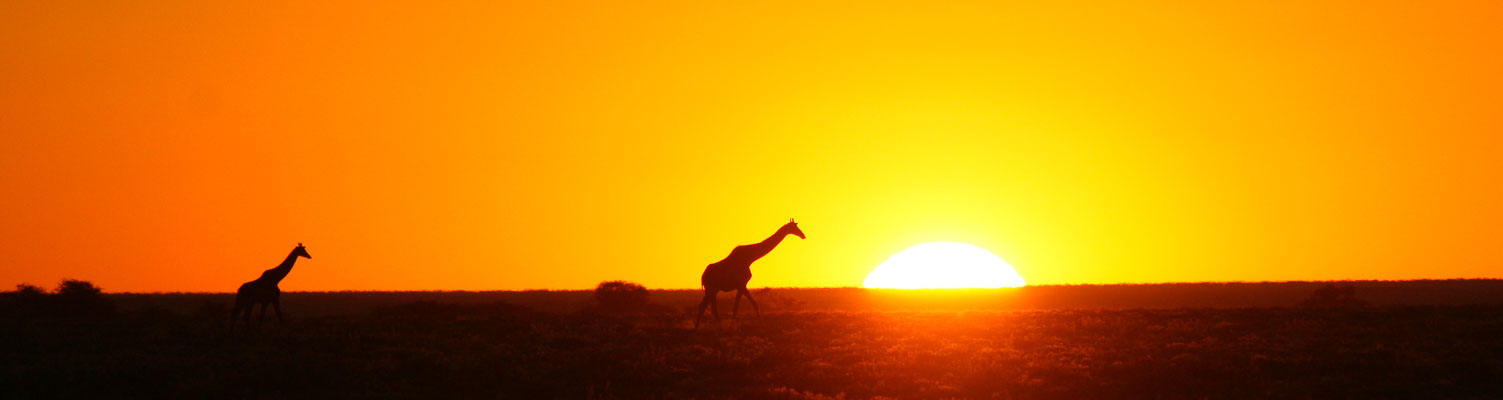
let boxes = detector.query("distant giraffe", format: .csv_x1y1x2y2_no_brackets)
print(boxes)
231,243,312,330
696,219,806,327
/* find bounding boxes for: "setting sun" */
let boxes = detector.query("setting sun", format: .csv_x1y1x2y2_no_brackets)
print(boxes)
863,242,1026,289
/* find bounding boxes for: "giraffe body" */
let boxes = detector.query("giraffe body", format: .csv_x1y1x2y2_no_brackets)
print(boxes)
230,244,311,330
696,220,805,327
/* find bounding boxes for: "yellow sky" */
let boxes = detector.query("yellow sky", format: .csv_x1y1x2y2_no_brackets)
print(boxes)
2,0,1500,292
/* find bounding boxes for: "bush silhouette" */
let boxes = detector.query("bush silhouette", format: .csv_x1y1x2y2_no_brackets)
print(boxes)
13,283,45,296
0,279,115,318
592,280,650,314
54,279,115,317
56,279,102,297
0,283,49,317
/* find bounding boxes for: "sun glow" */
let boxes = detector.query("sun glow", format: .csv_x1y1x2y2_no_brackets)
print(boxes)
863,242,1026,289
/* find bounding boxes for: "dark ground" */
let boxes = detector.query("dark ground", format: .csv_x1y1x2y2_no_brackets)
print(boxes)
5,281,1503,399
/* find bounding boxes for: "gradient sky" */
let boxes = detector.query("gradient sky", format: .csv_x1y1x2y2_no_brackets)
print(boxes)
3,1,1500,292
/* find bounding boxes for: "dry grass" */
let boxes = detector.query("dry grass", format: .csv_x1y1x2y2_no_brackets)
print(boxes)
5,287,1503,398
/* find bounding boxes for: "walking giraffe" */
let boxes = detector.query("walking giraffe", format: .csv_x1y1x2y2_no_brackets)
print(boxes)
696,219,806,327
231,243,312,330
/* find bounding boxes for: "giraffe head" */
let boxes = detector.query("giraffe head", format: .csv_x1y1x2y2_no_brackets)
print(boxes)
784,219,806,239
293,243,313,259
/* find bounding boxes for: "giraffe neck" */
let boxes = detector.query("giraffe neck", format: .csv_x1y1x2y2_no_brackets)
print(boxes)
743,227,793,259
263,251,301,284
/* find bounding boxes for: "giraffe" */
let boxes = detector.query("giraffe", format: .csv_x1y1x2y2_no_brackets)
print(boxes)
696,219,806,328
230,243,312,330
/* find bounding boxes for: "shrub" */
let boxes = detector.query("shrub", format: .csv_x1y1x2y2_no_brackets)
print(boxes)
13,283,46,297
56,279,115,317
0,283,48,317
1,280,115,318
593,280,650,314
56,279,102,297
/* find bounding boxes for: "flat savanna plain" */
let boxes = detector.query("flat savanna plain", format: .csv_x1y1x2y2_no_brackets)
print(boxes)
6,281,1503,399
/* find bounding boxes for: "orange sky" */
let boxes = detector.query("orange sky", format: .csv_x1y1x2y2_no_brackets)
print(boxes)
2,1,1500,292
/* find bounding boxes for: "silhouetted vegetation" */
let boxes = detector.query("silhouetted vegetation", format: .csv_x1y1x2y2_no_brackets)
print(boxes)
589,280,652,314
0,284,48,318
0,280,114,319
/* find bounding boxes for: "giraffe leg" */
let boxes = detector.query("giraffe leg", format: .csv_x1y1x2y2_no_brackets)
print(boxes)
709,290,721,323
695,288,715,328
258,303,268,324
738,287,760,317
272,300,283,325
732,290,742,319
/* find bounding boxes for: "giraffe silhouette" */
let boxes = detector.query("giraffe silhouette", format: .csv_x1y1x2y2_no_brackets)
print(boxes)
230,243,311,330
696,219,805,327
